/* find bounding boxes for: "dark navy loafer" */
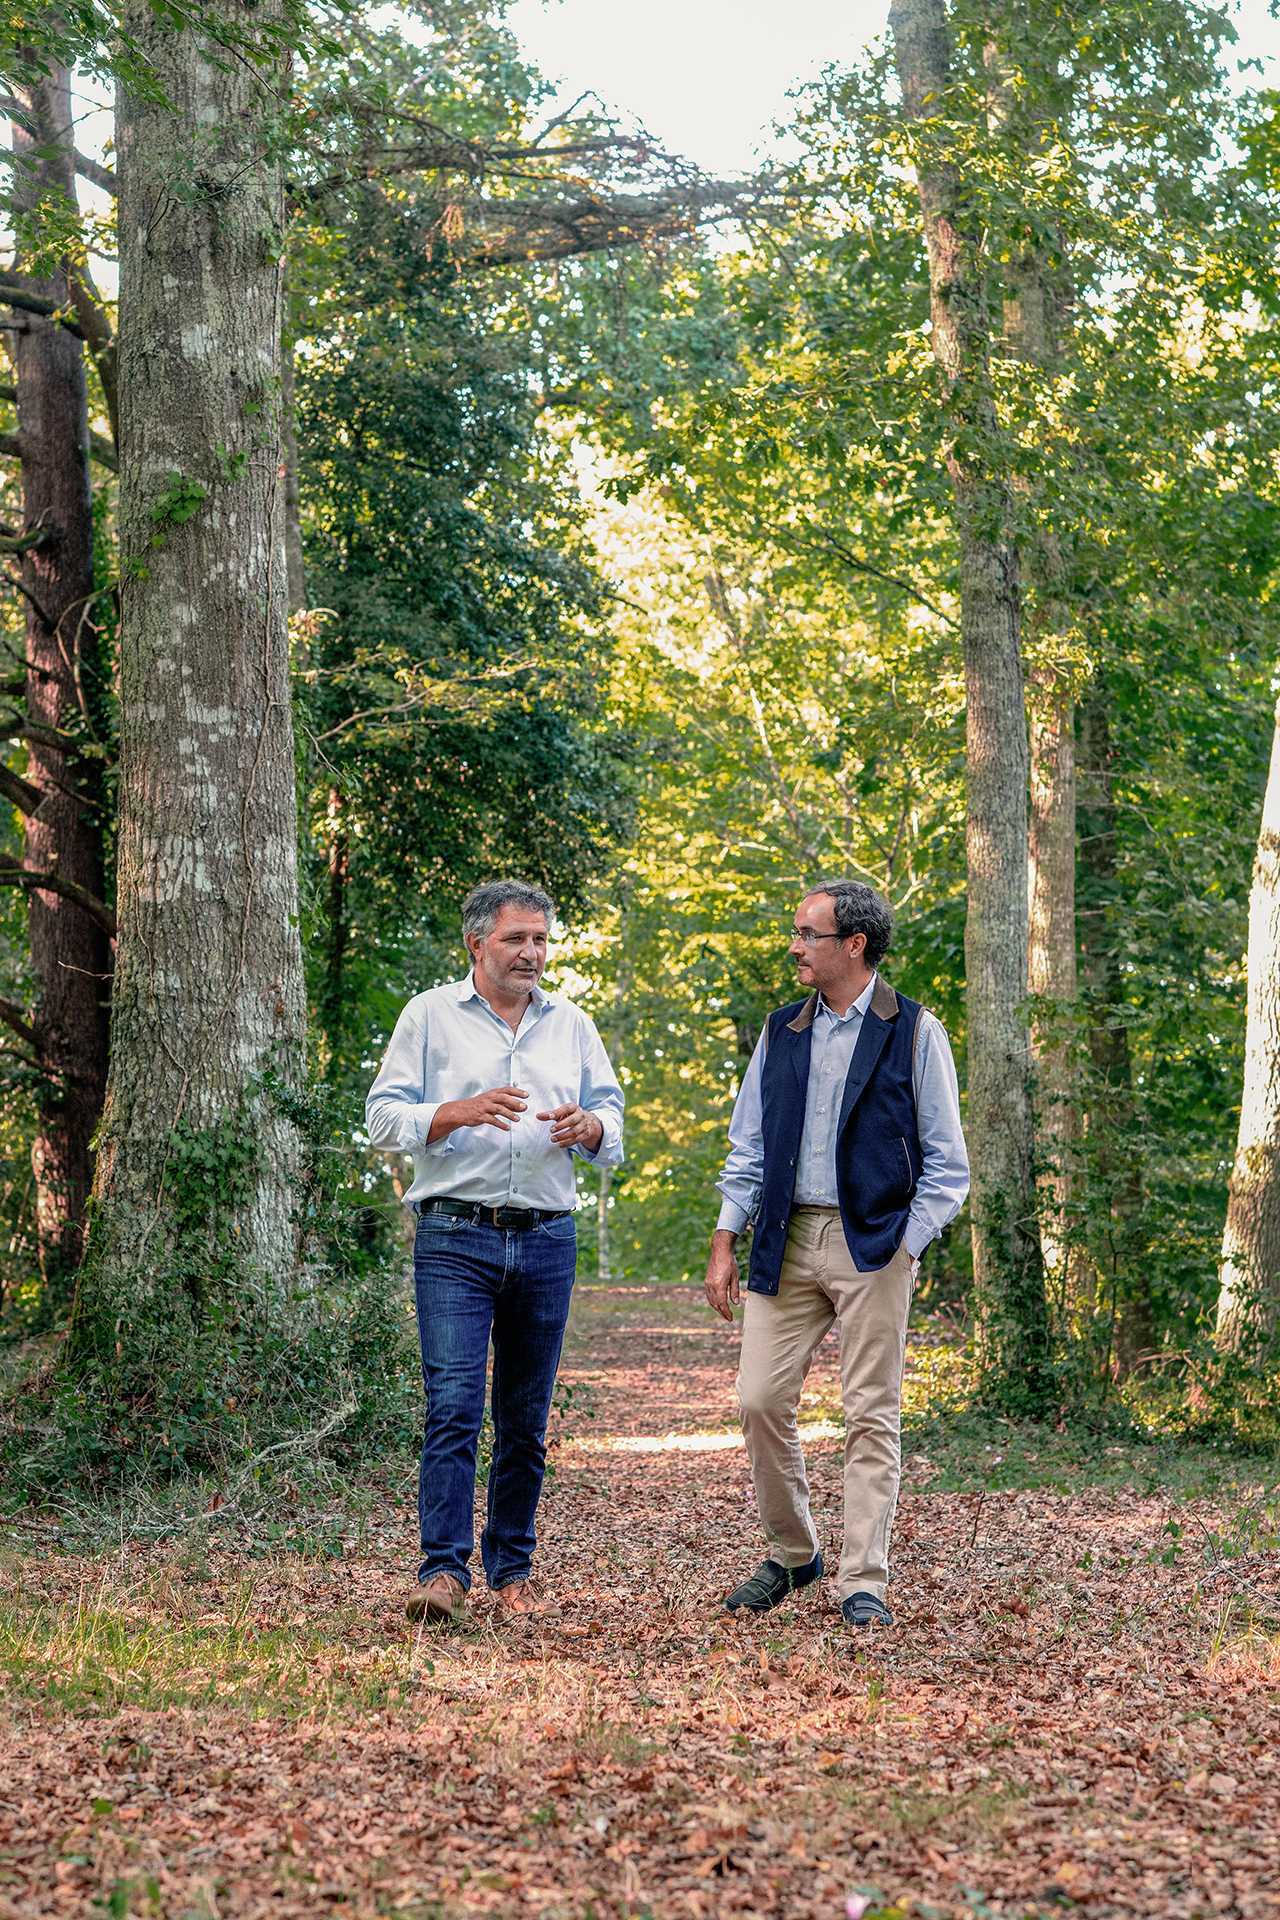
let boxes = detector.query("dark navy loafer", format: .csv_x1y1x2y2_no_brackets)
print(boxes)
724,1552,823,1614
841,1590,893,1629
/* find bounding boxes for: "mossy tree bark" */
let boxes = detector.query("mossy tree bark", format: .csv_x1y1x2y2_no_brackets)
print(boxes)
79,2,306,1363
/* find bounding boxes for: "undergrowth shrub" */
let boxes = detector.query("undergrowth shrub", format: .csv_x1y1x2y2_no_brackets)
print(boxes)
0,1074,417,1510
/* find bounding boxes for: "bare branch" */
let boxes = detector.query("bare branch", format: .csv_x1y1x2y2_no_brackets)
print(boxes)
0,853,116,937
0,430,23,461
0,994,36,1050
2,567,57,629
293,120,660,205
0,1037,47,1076
66,264,117,444
453,179,770,270
0,278,86,338
0,708,91,756
0,525,53,554
800,526,960,630
75,150,116,194
0,760,42,816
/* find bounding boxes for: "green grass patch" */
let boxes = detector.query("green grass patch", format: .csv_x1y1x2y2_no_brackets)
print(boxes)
0,1586,419,1719
902,1408,1280,1501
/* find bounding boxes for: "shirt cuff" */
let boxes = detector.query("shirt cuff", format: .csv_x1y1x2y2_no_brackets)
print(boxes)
902,1220,933,1260
716,1197,750,1235
400,1102,445,1152
575,1110,619,1164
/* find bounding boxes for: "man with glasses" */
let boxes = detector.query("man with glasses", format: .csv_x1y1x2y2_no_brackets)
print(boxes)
367,879,623,1625
705,880,968,1631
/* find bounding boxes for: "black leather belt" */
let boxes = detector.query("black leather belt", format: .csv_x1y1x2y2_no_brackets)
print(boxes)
418,1197,571,1231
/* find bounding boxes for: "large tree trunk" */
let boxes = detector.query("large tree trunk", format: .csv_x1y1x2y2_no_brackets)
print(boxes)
1076,684,1148,1369
79,1,306,1353
1217,693,1280,1355
890,0,1050,1406
7,68,112,1301
982,38,1082,1318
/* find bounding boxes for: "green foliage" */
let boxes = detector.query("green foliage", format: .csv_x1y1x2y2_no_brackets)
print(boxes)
2,1075,417,1503
291,156,630,1093
148,471,208,544
550,0,1280,1401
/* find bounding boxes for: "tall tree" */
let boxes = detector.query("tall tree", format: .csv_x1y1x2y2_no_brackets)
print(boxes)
3,66,112,1297
981,29,1081,1307
1217,702,1280,1355
77,0,306,1357
1073,676,1162,1369
889,0,1049,1404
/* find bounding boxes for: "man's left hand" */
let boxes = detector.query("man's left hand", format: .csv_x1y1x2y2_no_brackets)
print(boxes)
537,1102,604,1152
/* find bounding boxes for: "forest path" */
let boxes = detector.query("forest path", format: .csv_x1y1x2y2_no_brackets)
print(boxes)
1,1279,1278,1919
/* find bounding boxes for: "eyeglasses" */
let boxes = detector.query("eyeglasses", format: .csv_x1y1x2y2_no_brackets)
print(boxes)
790,927,845,946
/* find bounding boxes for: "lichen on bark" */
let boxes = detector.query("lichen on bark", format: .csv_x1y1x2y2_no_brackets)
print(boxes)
77,0,307,1368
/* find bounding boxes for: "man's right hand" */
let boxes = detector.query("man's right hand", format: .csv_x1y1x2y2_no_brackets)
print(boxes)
429,1086,528,1140
704,1230,741,1322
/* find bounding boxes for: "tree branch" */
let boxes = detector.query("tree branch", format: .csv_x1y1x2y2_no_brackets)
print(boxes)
2,567,57,629
800,526,960,630
0,279,86,338
0,526,53,554
75,151,116,194
0,759,42,817
66,265,117,446
0,1036,47,1077
0,405,119,468
453,180,769,270
0,280,118,447
0,854,116,937
0,708,93,756
293,122,661,205
0,994,37,1050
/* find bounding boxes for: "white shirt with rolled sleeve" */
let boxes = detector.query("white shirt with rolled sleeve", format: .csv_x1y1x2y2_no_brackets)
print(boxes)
714,977,969,1261
365,973,624,1211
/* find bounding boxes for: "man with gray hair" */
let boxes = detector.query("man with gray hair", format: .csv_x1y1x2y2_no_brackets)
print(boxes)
705,880,969,1632
367,879,623,1624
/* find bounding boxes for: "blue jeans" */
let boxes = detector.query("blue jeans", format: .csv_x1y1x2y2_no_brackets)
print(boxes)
412,1211,577,1591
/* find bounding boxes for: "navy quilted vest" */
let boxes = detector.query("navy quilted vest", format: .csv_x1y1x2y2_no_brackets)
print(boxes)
748,977,924,1294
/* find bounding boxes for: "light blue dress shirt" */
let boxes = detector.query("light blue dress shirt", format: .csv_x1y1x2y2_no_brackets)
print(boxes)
715,974,970,1262
365,974,624,1211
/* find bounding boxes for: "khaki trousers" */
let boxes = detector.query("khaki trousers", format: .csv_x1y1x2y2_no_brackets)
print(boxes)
736,1206,913,1602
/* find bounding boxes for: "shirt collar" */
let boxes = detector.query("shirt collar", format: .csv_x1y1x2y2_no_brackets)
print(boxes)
817,972,877,1025
456,971,550,1012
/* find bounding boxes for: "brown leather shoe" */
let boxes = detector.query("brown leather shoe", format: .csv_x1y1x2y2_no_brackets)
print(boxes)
406,1573,466,1624
493,1579,546,1617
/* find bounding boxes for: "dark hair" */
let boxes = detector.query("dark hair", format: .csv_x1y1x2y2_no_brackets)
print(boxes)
805,879,894,968
461,879,554,942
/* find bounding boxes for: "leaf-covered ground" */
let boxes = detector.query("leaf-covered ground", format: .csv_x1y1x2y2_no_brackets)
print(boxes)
1,1280,1278,1920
